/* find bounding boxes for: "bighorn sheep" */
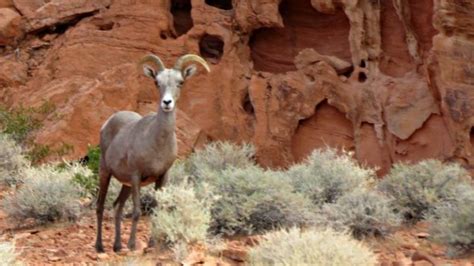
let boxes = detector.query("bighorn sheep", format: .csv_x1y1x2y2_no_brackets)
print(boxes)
95,54,210,253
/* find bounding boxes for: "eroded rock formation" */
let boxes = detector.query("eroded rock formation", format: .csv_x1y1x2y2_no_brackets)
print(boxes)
0,0,472,175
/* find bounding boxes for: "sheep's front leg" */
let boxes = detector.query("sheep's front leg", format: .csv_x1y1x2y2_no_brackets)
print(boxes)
147,171,169,248
127,175,141,250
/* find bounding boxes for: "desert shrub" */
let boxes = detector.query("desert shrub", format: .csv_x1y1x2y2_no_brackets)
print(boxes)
287,148,376,206
427,183,474,257
206,166,315,235
248,227,377,266
180,141,255,182
0,101,55,143
0,134,29,186
151,179,214,257
378,160,470,222
2,164,85,224
318,189,401,238
72,145,101,197
0,241,17,265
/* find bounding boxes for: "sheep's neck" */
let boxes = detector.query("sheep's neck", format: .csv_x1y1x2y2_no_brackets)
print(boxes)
154,108,176,141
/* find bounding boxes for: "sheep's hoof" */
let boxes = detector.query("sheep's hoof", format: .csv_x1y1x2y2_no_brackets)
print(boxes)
95,243,105,253
127,242,136,251
113,243,122,253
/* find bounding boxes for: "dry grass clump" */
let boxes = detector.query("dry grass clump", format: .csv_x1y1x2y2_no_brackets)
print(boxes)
2,163,85,224
248,227,377,266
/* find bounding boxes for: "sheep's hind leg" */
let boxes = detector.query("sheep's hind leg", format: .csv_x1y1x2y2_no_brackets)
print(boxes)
113,185,131,252
127,175,141,250
95,164,112,253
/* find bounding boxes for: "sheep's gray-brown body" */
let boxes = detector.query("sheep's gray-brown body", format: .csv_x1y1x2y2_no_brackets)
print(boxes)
100,110,177,187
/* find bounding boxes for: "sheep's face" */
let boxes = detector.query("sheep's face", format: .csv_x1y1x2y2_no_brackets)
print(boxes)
143,65,197,113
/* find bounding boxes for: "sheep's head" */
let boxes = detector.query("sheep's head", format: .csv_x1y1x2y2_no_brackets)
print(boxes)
139,54,210,113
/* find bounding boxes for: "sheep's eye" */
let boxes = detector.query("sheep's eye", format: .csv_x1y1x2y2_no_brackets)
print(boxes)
178,81,184,86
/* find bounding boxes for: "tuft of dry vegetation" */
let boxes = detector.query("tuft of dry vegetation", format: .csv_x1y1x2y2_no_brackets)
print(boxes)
248,227,378,266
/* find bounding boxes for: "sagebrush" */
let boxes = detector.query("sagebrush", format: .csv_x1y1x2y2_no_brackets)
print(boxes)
379,160,470,222
248,227,377,266
427,183,474,257
3,163,85,224
151,179,214,259
0,134,29,186
287,148,375,206
205,166,315,235
318,189,401,238
177,141,256,183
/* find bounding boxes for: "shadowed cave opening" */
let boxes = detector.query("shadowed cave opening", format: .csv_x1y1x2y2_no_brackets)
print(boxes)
242,92,255,116
291,100,354,162
199,34,224,63
171,0,193,37
205,0,233,10
249,0,351,73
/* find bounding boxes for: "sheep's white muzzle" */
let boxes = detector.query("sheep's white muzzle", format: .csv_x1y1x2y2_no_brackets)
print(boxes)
161,94,175,112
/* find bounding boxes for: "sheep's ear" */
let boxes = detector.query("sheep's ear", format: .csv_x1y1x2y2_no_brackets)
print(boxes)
143,65,156,79
182,64,197,80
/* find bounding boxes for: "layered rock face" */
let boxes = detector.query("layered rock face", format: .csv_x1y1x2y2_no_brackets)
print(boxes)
0,0,472,175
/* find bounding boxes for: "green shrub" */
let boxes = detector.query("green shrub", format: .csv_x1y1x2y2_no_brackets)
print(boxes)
0,242,17,265
248,227,377,266
206,166,315,235
287,148,375,206
427,183,474,257
318,190,401,238
2,164,85,224
151,179,214,259
0,134,29,186
0,101,54,143
378,160,470,222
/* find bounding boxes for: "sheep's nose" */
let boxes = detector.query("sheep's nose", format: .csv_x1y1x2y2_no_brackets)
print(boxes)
163,100,172,106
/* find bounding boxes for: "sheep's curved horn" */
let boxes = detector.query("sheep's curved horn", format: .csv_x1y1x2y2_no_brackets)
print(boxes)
174,54,210,72
138,54,166,72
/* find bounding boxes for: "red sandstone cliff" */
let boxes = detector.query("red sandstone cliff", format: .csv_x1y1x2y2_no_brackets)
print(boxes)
0,0,472,175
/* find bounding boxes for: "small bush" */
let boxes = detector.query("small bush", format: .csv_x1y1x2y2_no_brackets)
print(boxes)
427,183,474,257
287,148,375,206
0,134,29,186
379,160,470,222
181,141,255,182
206,166,315,235
318,190,401,238
151,179,214,253
0,101,54,143
0,242,17,265
248,227,377,266
2,164,85,224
